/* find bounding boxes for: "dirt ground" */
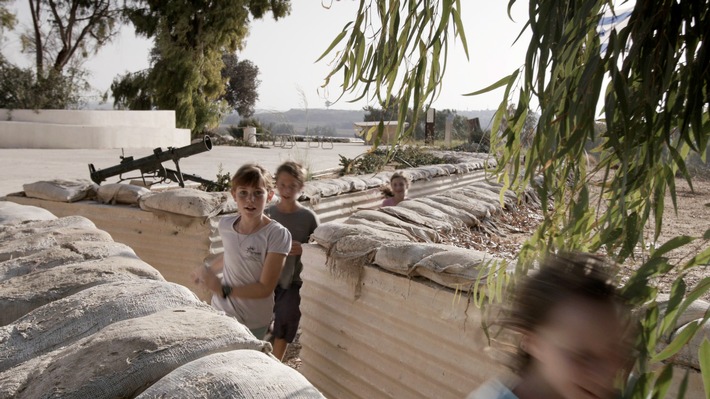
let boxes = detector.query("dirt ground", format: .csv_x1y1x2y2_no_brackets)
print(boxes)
282,175,710,369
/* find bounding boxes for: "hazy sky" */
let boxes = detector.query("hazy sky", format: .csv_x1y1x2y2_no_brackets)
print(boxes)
4,1,532,111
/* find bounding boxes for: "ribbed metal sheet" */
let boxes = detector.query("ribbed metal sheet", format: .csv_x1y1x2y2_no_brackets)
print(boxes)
3,196,221,301
299,244,505,399
304,169,489,224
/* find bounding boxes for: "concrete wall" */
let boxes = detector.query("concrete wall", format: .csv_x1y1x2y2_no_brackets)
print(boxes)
0,109,191,149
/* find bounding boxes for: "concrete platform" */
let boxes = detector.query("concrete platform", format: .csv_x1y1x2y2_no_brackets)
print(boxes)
0,142,368,196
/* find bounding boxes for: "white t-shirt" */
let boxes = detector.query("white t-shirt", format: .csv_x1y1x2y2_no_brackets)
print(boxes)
211,215,291,329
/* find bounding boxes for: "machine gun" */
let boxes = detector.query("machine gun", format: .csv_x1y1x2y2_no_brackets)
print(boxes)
88,136,217,189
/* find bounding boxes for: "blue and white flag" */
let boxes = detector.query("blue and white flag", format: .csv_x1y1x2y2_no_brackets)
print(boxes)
597,7,633,54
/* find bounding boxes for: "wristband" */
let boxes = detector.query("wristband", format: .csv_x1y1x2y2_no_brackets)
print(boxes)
221,284,232,299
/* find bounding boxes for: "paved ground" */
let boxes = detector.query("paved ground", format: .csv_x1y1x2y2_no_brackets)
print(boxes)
0,142,369,196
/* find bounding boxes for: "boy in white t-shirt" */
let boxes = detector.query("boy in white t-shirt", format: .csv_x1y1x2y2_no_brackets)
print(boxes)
193,164,291,339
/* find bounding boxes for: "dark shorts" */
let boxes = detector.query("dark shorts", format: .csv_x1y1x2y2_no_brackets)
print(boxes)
273,283,302,343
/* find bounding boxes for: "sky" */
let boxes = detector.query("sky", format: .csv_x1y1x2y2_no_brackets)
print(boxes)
3,1,532,112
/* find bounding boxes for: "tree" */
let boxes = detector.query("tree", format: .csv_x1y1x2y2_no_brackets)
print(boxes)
0,0,16,36
22,0,123,77
325,1,710,397
222,53,260,118
121,0,290,133
0,56,84,109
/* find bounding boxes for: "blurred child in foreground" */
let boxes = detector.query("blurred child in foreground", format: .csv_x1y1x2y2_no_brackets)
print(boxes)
467,252,634,399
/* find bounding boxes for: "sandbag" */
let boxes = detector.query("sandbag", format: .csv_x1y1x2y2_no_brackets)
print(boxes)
413,198,479,227
343,218,417,241
0,202,56,225
0,256,163,326
436,192,496,217
0,280,204,372
346,209,440,242
139,188,232,217
96,183,150,205
321,178,352,194
0,227,113,262
311,222,411,250
379,205,455,234
397,200,466,229
457,187,508,208
137,350,325,399
303,181,341,198
0,215,95,241
373,242,454,275
339,176,368,192
0,240,137,280
0,307,270,399
359,175,387,188
22,179,95,203
411,249,496,291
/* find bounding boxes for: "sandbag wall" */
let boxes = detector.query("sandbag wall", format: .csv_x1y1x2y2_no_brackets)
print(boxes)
4,184,236,301
0,203,325,398
2,152,496,301
297,180,708,399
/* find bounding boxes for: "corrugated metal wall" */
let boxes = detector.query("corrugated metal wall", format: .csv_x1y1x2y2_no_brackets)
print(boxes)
299,244,505,399
4,197,220,301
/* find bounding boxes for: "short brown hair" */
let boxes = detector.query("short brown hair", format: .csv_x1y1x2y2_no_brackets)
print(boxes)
231,164,273,190
275,161,306,186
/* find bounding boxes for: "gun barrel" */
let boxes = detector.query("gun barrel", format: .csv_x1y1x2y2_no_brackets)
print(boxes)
171,135,212,160
89,136,213,185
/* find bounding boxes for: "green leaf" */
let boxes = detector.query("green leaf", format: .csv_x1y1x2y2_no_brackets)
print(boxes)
700,338,710,399
651,235,695,259
464,71,518,96
316,24,352,63
652,319,703,362
651,363,673,399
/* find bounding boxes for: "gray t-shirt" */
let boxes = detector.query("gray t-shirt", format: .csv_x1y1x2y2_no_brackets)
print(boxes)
267,205,320,289
211,215,291,329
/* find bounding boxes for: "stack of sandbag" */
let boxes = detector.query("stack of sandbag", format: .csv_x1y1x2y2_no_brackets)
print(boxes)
22,179,96,203
0,202,326,399
0,201,56,224
138,187,237,222
95,183,150,205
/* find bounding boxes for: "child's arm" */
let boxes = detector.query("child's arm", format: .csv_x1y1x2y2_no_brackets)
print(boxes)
191,253,224,286
223,252,287,299
206,253,225,273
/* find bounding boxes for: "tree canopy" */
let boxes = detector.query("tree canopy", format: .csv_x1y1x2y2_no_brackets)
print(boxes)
323,0,710,397
119,0,290,132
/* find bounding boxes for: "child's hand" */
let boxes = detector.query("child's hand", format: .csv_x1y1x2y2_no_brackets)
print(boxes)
192,266,221,294
289,241,303,256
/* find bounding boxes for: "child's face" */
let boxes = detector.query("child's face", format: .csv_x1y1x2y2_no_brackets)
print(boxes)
525,297,630,399
275,172,303,204
391,177,408,196
231,183,272,216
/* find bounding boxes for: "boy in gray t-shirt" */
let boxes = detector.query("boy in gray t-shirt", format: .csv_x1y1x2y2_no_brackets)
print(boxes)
267,161,320,361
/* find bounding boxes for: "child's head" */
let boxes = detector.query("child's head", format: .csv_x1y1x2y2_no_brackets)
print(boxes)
230,164,274,214
504,252,632,399
386,171,410,198
275,161,306,203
